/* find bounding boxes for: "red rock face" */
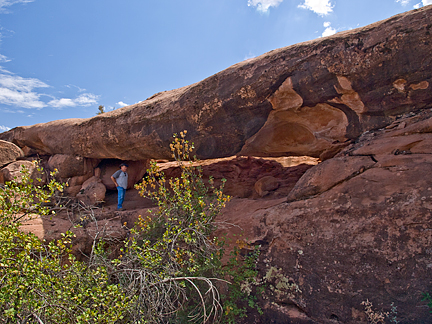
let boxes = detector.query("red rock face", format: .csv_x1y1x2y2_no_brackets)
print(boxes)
159,156,317,199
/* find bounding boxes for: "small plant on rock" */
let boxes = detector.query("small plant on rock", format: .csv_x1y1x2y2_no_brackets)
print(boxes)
361,299,388,324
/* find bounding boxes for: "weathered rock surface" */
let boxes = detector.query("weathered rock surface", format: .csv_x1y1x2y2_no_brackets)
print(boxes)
1,6,432,161
0,140,24,168
215,109,432,323
17,108,432,322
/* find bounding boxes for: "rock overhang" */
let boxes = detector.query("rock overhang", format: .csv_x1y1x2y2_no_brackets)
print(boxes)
0,6,431,163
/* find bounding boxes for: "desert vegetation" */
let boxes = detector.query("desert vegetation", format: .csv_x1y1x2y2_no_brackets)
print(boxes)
0,132,262,323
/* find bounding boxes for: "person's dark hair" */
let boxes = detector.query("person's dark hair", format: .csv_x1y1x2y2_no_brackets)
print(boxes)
119,163,129,168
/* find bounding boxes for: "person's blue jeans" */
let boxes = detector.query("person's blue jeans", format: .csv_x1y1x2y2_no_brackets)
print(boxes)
117,187,126,209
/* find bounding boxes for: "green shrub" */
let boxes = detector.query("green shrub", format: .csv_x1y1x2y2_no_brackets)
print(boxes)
0,164,130,323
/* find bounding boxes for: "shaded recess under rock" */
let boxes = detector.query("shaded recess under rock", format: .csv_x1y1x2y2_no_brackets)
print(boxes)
1,5,432,324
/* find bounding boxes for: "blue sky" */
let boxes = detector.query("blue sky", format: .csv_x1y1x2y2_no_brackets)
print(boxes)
0,0,430,132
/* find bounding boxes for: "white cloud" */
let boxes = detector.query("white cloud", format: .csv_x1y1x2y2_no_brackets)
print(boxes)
413,0,432,7
321,21,336,37
0,0,35,12
0,72,48,92
75,93,99,105
66,84,86,92
0,68,99,110
48,98,74,108
48,93,99,109
0,72,49,108
0,124,10,132
248,0,283,13
396,0,411,5
0,54,10,63
116,101,128,107
298,0,333,16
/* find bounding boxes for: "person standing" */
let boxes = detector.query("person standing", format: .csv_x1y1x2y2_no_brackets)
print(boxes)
111,163,128,210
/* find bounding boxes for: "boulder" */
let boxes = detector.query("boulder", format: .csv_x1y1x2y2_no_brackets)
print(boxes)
21,145,38,157
1,6,431,160
48,154,100,178
0,140,24,168
286,155,376,202
66,173,94,187
64,185,83,197
19,213,127,262
76,176,106,205
254,176,280,197
1,160,46,184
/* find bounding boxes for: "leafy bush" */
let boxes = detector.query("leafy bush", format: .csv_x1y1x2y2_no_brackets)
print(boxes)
0,164,130,323
132,130,230,322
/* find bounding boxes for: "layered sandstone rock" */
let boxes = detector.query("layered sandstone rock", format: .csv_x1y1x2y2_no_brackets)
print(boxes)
1,6,431,161
159,156,316,199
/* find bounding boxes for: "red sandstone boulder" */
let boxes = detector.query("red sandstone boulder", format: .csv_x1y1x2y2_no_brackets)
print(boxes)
76,176,106,205
286,155,376,202
0,140,24,168
1,160,46,184
20,213,127,262
254,176,280,197
48,154,100,178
